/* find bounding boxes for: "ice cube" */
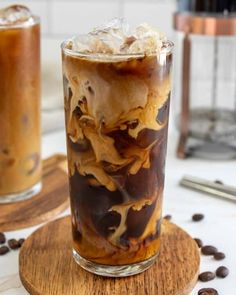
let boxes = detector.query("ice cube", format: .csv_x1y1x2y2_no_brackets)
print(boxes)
134,23,165,39
91,18,129,38
72,33,121,54
69,18,167,55
0,5,33,26
127,23,167,54
71,35,93,53
71,18,129,54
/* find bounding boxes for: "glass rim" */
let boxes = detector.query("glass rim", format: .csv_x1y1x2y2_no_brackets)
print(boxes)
0,15,40,30
61,39,174,60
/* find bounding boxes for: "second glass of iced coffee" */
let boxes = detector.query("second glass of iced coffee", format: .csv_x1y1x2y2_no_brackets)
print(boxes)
62,20,173,277
0,5,41,203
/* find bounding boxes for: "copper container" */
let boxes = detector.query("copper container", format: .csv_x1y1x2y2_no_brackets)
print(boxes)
173,3,236,159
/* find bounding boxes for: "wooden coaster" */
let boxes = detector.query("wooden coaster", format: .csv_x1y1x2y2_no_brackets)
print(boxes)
19,216,200,295
0,154,69,232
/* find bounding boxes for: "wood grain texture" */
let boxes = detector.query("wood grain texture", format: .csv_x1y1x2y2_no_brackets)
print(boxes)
19,216,200,295
0,155,69,232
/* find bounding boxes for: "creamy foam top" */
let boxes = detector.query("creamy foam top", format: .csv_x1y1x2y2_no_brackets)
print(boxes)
69,18,167,55
0,5,35,27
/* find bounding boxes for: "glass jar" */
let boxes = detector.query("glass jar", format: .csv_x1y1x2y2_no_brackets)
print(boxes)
173,3,236,159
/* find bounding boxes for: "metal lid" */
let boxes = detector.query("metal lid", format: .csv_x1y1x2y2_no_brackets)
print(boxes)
177,0,236,13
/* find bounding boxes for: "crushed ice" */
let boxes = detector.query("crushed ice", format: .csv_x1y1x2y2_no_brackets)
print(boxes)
0,5,34,26
70,18,167,55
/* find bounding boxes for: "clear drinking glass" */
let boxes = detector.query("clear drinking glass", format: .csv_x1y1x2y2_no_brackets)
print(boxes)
0,5,41,203
62,39,173,277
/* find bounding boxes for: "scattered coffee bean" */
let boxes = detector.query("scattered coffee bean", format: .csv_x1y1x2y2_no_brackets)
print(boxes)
0,232,6,244
198,287,218,295
0,246,9,255
199,271,216,282
214,180,223,185
8,239,20,250
216,266,229,278
201,245,218,256
163,214,172,221
192,213,204,222
214,252,225,261
18,238,25,247
194,238,203,248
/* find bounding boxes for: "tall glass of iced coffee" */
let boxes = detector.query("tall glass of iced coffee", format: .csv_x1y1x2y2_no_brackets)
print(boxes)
0,5,41,203
62,20,173,277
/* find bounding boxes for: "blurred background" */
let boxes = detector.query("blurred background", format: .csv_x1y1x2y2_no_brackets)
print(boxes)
1,0,176,37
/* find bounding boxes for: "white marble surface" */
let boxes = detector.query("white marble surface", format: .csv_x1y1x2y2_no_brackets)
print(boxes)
0,130,235,295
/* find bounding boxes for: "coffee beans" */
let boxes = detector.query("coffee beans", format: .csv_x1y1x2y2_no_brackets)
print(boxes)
192,213,204,222
214,252,225,261
8,239,20,250
199,271,216,282
214,180,223,185
194,238,203,248
0,245,9,255
198,265,229,286
216,266,229,278
198,288,218,295
8,238,25,249
163,214,172,221
201,245,218,256
0,231,25,255
18,238,25,247
0,232,6,244
190,213,227,295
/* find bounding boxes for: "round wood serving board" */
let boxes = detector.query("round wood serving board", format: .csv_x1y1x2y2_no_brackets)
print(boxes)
0,154,69,232
19,216,200,295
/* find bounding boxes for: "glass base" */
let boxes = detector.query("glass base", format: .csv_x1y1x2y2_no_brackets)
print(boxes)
0,181,42,204
72,249,158,277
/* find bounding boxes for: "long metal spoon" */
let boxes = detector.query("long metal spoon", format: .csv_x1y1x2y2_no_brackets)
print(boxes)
180,175,236,203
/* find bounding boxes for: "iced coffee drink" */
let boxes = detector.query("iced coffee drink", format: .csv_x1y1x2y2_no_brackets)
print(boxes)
62,20,173,276
0,5,41,203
